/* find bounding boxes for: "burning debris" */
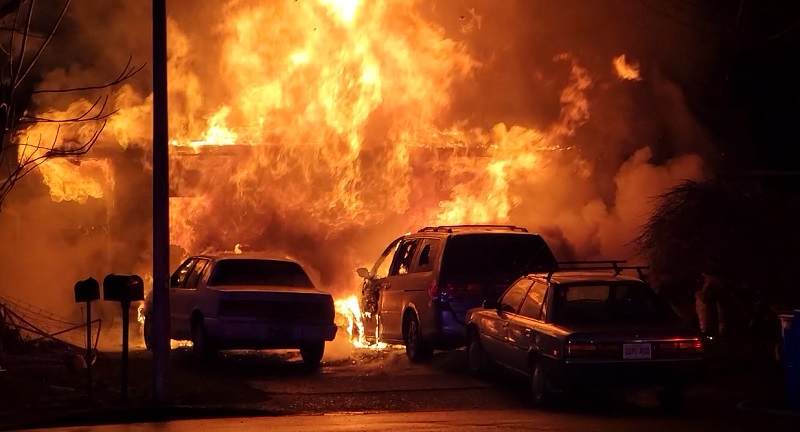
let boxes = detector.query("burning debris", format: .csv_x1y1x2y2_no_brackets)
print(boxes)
613,54,642,81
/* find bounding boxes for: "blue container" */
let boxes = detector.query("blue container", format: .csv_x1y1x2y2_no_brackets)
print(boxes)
781,311,800,411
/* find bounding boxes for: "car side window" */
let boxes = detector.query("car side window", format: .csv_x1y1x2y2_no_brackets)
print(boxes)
519,281,547,320
373,239,401,279
184,259,210,289
170,258,197,288
390,239,419,276
499,278,533,313
540,283,553,321
411,238,440,273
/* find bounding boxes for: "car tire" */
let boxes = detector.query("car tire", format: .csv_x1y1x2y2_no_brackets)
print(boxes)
143,314,153,352
467,332,492,377
300,341,325,367
191,321,215,362
531,362,553,407
404,314,433,363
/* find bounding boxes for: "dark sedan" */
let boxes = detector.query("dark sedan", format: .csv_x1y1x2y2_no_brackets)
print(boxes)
464,266,706,407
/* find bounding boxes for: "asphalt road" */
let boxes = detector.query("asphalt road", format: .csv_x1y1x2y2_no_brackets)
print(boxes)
19,407,798,432
11,335,799,431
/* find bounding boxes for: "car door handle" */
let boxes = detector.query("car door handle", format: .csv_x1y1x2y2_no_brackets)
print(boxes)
524,328,532,337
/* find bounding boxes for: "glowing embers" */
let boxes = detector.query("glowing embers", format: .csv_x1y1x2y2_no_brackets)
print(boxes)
613,54,641,81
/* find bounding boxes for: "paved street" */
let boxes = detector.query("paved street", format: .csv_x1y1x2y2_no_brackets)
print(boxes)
19,406,798,432
6,334,797,431
154,335,793,428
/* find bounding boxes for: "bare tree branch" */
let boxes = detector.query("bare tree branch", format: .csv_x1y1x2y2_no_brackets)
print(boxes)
0,0,139,211
32,55,145,94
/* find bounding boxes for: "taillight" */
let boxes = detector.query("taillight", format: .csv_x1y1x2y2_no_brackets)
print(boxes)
429,281,482,301
565,342,618,358
427,280,438,298
657,339,704,355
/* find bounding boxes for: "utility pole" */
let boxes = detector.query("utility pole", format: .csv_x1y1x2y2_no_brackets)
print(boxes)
152,0,170,403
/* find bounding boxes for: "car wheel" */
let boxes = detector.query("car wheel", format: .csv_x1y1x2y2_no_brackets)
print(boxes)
300,341,325,367
143,315,153,352
404,314,433,363
191,321,215,361
467,332,492,377
531,362,553,406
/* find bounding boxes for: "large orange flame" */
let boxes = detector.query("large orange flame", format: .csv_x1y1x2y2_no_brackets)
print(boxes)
13,1,702,352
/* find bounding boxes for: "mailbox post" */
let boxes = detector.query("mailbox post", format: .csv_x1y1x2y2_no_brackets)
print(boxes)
103,274,144,403
74,277,100,402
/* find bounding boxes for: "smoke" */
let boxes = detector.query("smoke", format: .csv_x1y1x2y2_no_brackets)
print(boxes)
1,0,719,343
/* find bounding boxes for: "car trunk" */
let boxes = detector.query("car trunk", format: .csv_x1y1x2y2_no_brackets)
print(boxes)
212,286,335,322
564,322,704,361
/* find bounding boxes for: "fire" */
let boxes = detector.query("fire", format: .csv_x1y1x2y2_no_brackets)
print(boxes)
334,294,387,349
613,54,642,81
37,159,112,203
12,1,684,352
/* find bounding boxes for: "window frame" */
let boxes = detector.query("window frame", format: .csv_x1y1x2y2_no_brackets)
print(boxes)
389,238,420,276
518,280,548,320
184,258,210,289
170,258,198,289
498,277,533,314
372,238,402,279
410,238,440,273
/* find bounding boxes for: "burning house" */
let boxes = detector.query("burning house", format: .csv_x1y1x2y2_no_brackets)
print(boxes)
1,0,712,349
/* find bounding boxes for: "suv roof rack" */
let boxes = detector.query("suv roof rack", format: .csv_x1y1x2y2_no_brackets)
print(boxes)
417,224,529,233
542,260,650,281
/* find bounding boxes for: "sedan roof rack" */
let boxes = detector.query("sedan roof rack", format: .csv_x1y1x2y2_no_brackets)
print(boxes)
543,260,650,281
418,224,529,233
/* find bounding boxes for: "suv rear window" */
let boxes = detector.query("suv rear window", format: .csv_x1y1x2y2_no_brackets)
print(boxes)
208,259,315,288
552,282,674,325
439,233,556,279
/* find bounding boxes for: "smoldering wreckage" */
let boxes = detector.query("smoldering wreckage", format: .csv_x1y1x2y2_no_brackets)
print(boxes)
0,0,760,384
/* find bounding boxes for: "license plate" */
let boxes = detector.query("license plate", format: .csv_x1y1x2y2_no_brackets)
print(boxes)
623,343,652,360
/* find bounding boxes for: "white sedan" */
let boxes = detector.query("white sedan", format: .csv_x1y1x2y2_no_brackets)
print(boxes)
143,253,337,365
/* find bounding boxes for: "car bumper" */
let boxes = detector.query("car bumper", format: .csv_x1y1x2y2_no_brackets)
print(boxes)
205,318,337,349
543,357,707,390
423,309,466,350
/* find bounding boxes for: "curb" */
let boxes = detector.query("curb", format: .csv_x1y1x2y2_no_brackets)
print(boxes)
736,401,800,417
1,405,283,431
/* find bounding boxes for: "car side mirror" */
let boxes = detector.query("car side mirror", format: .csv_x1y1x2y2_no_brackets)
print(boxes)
483,299,499,310
356,267,372,279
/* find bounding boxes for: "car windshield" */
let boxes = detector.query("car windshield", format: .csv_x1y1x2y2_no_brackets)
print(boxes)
552,282,673,325
440,233,556,278
207,259,315,288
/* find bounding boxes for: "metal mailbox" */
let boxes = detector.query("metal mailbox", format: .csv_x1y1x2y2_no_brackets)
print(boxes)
74,277,100,303
103,274,144,303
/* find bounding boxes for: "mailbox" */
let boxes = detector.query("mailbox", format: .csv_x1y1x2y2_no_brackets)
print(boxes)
103,274,144,303
74,277,100,303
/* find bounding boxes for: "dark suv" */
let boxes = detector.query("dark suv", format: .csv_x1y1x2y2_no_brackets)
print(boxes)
357,225,556,362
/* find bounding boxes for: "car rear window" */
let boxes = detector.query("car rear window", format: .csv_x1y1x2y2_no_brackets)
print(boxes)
552,282,673,325
440,233,556,278
208,259,315,288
